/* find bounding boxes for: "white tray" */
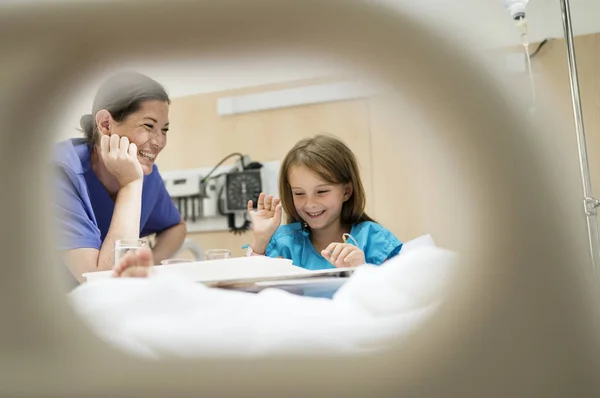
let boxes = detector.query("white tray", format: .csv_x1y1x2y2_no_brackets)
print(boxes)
82,256,355,287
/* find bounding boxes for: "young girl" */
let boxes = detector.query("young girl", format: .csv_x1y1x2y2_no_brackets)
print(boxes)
246,135,402,270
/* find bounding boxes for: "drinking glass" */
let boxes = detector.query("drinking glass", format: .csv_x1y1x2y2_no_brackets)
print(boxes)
160,258,193,266
205,249,232,260
114,239,148,266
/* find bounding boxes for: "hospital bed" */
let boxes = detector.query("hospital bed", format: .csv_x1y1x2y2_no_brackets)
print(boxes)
1,0,599,397
70,237,451,359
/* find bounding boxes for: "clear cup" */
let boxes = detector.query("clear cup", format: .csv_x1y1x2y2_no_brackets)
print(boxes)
160,258,193,266
114,239,148,267
205,249,232,260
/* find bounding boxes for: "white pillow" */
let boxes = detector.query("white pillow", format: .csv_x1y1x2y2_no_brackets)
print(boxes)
333,245,457,316
399,234,436,253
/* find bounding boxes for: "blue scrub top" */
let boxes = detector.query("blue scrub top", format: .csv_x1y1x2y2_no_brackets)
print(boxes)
265,221,402,270
51,138,181,251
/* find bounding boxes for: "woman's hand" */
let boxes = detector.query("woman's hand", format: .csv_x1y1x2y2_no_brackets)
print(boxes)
247,193,283,253
100,134,144,189
322,243,366,268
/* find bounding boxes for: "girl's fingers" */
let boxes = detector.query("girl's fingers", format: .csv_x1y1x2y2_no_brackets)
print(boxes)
321,243,337,260
256,193,266,210
330,243,347,263
264,195,273,210
344,249,357,262
336,246,356,266
274,204,283,223
272,197,280,209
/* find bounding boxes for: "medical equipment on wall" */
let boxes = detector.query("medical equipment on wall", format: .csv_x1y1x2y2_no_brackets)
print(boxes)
163,153,266,235
163,174,205,223
223,169,262,213
204,153,264,235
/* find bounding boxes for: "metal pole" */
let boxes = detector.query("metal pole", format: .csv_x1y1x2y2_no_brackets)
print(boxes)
560,0,600,271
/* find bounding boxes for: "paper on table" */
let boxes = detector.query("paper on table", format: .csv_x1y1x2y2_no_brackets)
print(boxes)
82,256,354,286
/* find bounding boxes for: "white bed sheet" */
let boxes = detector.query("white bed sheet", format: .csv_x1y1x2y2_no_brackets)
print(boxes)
68,236,456,359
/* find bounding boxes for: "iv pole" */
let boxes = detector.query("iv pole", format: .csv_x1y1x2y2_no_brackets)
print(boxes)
559,0,600,271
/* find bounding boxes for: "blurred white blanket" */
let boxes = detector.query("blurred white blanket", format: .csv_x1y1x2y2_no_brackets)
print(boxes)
68,236,455,359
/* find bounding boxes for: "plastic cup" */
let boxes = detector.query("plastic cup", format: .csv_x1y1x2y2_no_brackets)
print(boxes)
205,249,232,260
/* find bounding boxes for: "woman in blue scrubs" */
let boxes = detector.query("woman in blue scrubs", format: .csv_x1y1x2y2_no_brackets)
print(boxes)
52,72,185,283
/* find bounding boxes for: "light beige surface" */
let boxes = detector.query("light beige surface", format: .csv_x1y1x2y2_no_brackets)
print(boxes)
158,33,600,253
158,81,373,255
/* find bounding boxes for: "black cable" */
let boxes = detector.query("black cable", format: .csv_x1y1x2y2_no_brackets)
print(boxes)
205,155,261,235
217,183,226,216
216,173,252,235
200,153,245,184
206,172,227,181
530,38,549,58
228,213,252,235
204,164,261,184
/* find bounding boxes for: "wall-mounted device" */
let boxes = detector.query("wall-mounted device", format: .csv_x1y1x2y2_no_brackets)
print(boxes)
223,169,262,213
162,154,280,235
163,174,205,223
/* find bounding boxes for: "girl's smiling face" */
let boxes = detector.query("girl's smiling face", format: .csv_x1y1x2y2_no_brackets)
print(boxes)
288,165,352,230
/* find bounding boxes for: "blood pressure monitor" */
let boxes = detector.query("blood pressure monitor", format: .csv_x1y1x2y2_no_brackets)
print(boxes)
223,169,262,213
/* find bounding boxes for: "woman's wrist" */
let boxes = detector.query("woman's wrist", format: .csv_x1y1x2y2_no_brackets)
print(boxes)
117,178,143,195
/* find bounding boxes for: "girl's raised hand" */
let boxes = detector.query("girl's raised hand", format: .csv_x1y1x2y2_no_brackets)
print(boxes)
247,193,283,241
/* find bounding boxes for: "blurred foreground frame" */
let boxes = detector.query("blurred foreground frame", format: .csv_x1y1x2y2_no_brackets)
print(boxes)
0,0,599,397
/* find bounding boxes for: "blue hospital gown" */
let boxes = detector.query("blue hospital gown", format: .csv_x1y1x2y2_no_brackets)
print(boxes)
265,221,403,270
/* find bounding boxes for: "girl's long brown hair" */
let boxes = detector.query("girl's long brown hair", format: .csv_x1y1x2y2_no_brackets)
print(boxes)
278,134,375,228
